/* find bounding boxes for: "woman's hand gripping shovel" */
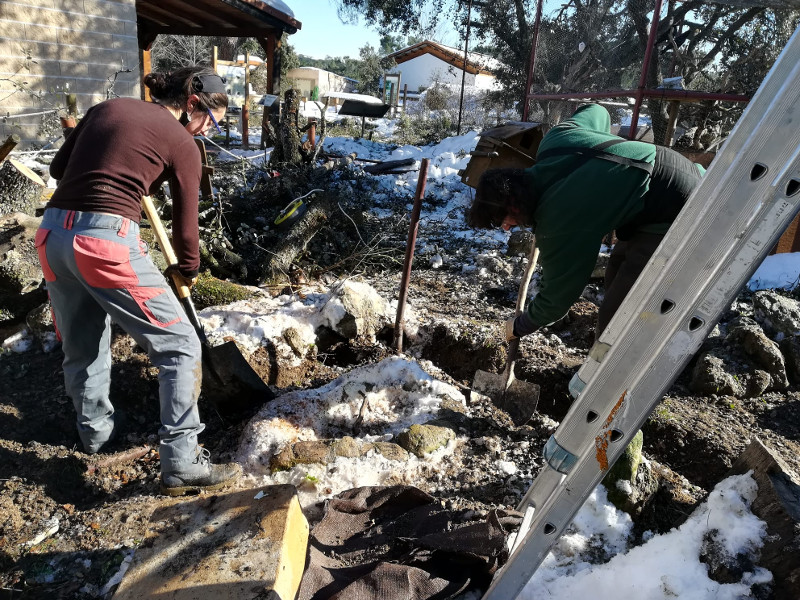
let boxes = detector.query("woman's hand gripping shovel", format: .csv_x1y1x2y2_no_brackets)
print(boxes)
471,236,541,426
142,196,273,414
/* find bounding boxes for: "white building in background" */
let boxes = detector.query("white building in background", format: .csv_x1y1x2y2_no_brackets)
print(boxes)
384,40,499,94
286,66,357,104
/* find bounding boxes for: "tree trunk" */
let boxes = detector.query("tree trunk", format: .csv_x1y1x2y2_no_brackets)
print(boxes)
0,159,45,216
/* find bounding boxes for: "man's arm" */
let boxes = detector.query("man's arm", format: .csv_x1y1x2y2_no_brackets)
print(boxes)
514,232,602,334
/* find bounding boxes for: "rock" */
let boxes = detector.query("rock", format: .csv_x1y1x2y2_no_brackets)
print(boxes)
396,423,455,458
727,317,788,390
270,445,296,472
476,253,513,277
291,441,332,465
320,280,388,341
779,334,800,384
331,436,361,458
753,291,800,338
690,351,745,397
25,302,58,351
506,230,534,257
0,213,47,319
603,430,645,512
371,442,409,461
282,327,307,358
270,437,409,473
690,317,788,397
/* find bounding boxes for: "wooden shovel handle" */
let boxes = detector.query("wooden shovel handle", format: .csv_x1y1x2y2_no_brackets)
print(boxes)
504,236,540,378
515,236,540,317
141,195,192,301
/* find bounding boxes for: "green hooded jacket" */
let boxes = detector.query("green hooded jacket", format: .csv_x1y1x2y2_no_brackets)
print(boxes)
522,103,663,329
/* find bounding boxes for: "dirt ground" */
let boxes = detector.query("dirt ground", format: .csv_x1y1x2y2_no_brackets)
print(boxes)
2,160,799,598
2,262,799,598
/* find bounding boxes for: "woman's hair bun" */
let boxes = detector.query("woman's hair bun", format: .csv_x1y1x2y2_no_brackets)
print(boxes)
143,72,168,96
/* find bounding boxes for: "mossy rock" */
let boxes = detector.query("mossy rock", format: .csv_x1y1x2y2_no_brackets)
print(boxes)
191,272,257,310
603,430,644,511
397,423,455,458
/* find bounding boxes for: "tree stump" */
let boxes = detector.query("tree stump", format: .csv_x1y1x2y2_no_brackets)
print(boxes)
269,89,302,167
0,158,45,216
0,212,47,319
727,438,800,599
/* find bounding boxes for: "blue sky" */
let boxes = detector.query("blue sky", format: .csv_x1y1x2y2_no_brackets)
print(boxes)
287,0,383,60
286,0,461,60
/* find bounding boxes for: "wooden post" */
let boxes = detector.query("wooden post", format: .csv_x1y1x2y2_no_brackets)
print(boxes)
212,46,218,73
257,34,280,149
402,84,408,113
0,134,20,163
195,139,215,201
664,100,680,146
141,48,152,102
242,52,250,150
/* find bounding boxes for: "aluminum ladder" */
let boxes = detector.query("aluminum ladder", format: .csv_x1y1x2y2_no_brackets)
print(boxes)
482,24,800,600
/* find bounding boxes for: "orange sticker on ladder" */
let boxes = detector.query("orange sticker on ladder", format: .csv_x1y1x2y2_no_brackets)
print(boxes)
595,390,627,471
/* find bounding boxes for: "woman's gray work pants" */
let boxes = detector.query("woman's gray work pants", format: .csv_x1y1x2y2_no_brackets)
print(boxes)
36,207,203,473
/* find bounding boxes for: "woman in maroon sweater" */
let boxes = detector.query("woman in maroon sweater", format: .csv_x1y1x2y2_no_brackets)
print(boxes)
38,66,239,496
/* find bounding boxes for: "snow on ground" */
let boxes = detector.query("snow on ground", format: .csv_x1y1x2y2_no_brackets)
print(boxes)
748,252,800,291
237,355,465,506
9,119,791,598
522,473,770,599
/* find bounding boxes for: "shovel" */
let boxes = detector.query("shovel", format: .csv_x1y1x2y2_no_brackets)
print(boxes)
142,195,273,413
472,236,541,426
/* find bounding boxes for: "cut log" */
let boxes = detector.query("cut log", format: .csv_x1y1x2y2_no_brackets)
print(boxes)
363,158,417,174
263,195,332,283
727,438,800,599
112,485,309,600
0,212,47,318
0,158,46,216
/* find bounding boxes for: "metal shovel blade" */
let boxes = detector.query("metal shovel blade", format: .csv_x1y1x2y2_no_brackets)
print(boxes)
472,369,540,427
201,340,274,412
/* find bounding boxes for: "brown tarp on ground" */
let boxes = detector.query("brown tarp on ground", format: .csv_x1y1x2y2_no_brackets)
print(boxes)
298,485,522,600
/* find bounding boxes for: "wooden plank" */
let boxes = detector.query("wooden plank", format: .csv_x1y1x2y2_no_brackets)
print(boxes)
113,485,309,600
727,438,800,600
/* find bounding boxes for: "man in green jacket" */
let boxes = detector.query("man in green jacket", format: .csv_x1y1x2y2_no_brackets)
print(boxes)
468,103,705,340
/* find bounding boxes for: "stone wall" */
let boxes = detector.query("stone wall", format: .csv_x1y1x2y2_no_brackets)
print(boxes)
0,0,140,148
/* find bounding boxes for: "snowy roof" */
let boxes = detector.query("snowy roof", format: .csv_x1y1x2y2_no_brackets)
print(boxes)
385,40,499,75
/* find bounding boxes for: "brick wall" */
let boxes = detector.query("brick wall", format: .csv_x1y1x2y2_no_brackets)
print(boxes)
0,0,140,148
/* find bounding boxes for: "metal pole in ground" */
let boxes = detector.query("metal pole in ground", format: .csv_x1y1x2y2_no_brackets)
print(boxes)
393,158,430,352
457,0,473,136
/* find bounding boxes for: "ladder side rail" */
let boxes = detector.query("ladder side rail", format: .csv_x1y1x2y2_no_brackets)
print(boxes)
506,154,800,581
482,25,800,600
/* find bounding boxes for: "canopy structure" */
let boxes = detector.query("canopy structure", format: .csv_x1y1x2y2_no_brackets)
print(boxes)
136,0,300,50
135,0,301,117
